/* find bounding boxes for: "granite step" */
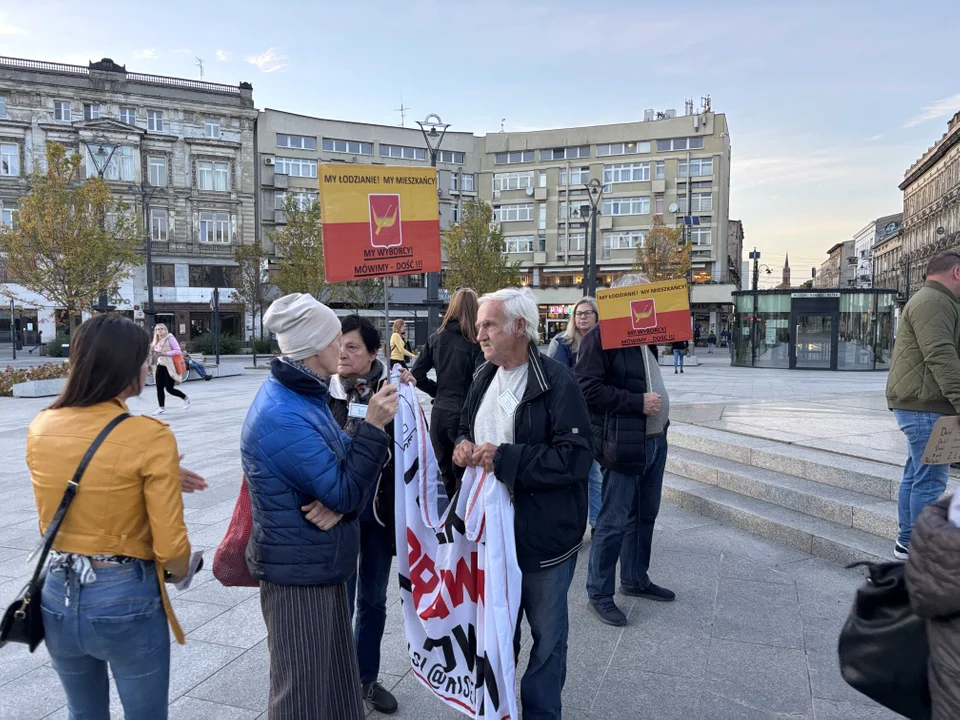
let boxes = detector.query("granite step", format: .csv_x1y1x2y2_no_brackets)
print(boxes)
661,473,892,565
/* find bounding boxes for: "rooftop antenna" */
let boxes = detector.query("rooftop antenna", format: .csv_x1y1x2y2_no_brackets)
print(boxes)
395,95,409,127
684,98,694,116
500,117,505,132
701,95,711,113
195,57,205,80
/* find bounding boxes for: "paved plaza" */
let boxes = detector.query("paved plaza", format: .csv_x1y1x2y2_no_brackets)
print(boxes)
0,359,902,719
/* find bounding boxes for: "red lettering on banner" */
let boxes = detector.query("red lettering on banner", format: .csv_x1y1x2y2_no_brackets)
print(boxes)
408,528,440,609
443,552,483,608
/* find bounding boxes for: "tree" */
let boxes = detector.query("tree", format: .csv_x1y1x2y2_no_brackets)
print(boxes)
335,278,385,311
269,194,333,302
0,143,140,324
234,241,271,340
633,215,692,282
442,199,522,296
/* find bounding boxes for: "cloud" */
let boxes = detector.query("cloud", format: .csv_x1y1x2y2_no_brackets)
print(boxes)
216,49,231,62
0,12,27,35
903,93,960,128
866,134,884,142
245,47,288,73
134,49,157,60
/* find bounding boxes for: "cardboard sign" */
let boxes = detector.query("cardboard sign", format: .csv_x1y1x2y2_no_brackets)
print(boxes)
596,279,692,349
922,416,960,465
318,164,441,282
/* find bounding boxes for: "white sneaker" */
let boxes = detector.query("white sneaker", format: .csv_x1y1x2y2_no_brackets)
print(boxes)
152,408,166,416
182,397,191,410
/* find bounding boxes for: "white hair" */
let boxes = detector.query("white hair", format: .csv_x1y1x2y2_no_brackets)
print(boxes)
611,272,650,288
479,287,541,344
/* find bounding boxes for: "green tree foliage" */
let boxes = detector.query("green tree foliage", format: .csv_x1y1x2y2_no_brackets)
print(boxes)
633,215,692,282
269,194,333,302
234,241,271,340
442,199,521,296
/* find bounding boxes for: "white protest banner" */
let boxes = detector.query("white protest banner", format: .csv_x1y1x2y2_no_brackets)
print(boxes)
394,377,521,719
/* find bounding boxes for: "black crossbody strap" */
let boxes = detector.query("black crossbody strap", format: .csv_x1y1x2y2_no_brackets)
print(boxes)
27,413,131,587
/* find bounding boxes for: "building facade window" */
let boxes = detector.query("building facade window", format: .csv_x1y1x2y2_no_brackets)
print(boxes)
690,227,712,245
197,161,230,191
152,263,175,287
559,167,591,186
85,145,134,181
1,207,15,228
597,141,651,157
0,97,5,118
603,230,645,249
494,150,534,165
148,156,167,187
493,171,533,192
493,204,534,222
189,265,238,288
0,143,19,176
83,103,100,120
602,196,649,216
439,150,465,164
450,205,461,223
538,170,547,187
119,107,136,125
379,144,426,161
655,161,665,179
677,158,713,177
602,162,650,184
656,137,704,152
54,100,71,121
655,193,664,214
150,208,169,241
450,172,475,192
322,138,373,155
147,110,163,132
276,133,316,150
505,236,535,253
541,146,590,161
538,204,547,230
198,211,231,244
275,157,318,178
567,233,585,252
204,120,221,139
275,191,317,210
691,192,713,212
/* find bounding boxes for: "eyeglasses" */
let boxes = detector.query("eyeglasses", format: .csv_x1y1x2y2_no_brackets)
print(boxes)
574,310,596,318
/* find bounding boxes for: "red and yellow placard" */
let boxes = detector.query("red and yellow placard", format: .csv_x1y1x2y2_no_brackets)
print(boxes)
318,164,441,282
596,279,692,349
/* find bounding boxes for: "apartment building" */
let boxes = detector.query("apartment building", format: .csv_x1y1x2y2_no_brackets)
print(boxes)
476,108,735,338
899,111,960,301
0,55,258,345
814,241,856,289
873,228,903,297
256,108,479,342
851,213,902,288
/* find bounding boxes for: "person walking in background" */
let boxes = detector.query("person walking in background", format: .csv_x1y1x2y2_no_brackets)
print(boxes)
411,288,483,498
28,314,193,718
886,250,960,560
454,287,592,719
151,324,189,415
720,328,731,348
577,273,674,627
671,339,688,374
28,328,43,354
546,297,605,536
389,319,416,369
241,293,398,719
707,329,717,354
328,314,416,715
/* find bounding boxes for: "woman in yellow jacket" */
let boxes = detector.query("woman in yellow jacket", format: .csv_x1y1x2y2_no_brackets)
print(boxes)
28,314,192,719
389,319,416,369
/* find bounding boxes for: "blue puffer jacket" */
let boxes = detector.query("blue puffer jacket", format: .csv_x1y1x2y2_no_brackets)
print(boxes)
240,358,390,586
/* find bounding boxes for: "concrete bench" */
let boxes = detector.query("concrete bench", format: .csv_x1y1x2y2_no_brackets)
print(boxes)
12,378,68,398
145,361,244,386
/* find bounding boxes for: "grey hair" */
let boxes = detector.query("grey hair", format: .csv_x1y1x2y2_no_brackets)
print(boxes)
610,272,650,288
479,287,541,344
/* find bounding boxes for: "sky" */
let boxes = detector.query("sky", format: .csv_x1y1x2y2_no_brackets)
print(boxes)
2,0,959,288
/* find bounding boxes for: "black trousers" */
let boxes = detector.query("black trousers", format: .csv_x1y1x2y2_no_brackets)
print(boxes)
430,405,464,499
155,364,186,407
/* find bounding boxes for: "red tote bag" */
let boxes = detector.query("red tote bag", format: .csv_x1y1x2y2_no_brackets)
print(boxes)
212,474,259,587
172,353,187,376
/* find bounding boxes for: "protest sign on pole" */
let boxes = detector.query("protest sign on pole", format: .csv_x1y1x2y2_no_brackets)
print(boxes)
318,164,442,283
596,279,692,350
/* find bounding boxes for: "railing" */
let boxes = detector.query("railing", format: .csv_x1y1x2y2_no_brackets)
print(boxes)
0,55,89,75
126,72,241,95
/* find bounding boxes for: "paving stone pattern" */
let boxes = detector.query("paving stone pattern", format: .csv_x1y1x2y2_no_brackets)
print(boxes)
0,365,901,718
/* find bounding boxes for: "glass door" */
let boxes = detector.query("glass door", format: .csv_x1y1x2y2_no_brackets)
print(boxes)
794,314,833,369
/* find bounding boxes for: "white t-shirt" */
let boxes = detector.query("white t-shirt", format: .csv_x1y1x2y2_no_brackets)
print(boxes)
474,363,528,447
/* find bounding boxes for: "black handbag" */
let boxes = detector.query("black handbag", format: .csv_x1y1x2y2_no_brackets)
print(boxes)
838,561,932,720
0,413,130,653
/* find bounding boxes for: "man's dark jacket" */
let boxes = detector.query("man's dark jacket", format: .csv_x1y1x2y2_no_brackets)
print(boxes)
575,323,659,475
412,319,484,413
457,345,593,573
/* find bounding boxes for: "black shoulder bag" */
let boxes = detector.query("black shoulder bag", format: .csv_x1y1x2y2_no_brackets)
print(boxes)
0,413,130,653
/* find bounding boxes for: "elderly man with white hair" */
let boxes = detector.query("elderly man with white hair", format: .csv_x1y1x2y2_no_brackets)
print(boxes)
453,286,593,720
575,272,674,627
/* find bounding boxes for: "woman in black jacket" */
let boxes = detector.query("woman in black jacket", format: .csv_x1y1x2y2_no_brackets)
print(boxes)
411,288,483,498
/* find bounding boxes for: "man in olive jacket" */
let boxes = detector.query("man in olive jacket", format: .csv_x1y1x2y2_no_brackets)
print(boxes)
886,250,960,560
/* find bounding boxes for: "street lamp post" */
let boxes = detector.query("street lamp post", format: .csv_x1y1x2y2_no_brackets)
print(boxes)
582,179,605,297
417,113,450,335
129,183,160,334
85,135,120,314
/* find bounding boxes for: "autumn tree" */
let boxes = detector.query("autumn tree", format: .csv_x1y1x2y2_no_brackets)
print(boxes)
234,241,272,340
0,143,141,324
442,199,522,296
335,279,385,311
269,194,333,302
633,215,692,282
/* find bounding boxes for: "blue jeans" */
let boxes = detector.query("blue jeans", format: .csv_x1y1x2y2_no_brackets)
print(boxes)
189,361,208,378
513,554,577,720
588,461,603,527
674,350,684,370
41,560,170,720
893,409,950,547
708,342,715,354
345,520,393,685
587,434,669,601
